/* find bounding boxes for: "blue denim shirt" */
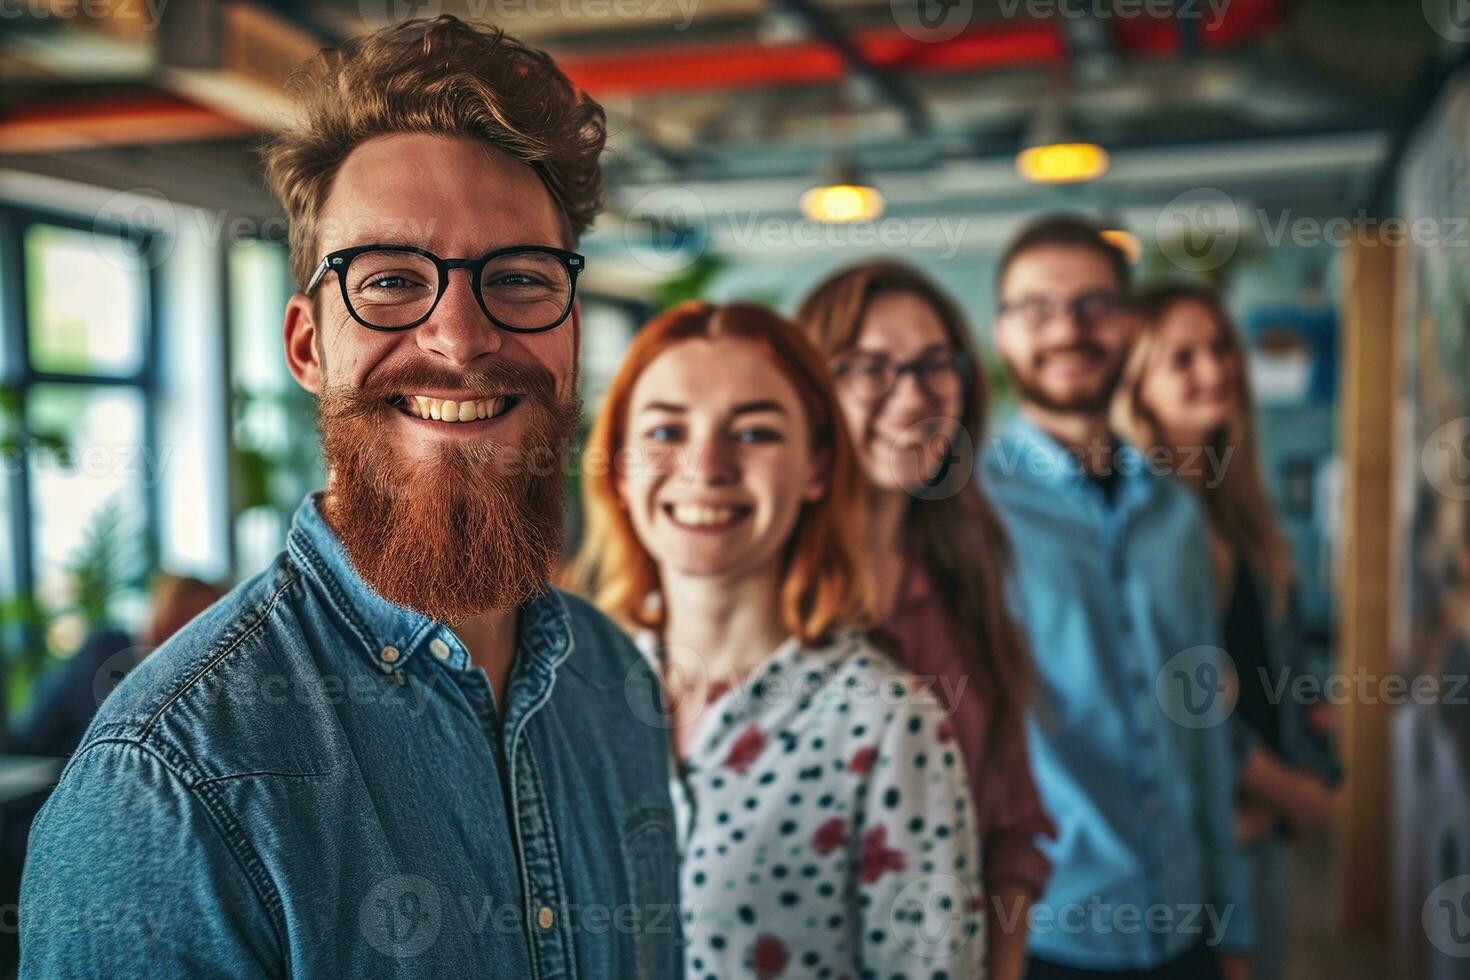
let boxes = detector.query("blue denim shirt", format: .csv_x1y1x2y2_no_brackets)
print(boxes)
981,416,1254,970
21,492,683,979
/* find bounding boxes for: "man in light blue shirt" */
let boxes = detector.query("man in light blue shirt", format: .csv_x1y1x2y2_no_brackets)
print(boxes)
981,215,1253,980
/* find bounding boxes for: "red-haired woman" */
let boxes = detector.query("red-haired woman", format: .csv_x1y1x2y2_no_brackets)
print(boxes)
569,301,985,977
796,261,1055,980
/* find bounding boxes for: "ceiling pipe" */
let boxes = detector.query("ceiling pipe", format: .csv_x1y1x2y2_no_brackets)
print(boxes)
769,0,930,135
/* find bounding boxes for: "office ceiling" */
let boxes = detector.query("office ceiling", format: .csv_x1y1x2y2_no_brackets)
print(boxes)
0,0,1452,264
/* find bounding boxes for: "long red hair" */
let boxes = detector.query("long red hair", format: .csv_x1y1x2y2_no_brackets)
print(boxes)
567,300,871,644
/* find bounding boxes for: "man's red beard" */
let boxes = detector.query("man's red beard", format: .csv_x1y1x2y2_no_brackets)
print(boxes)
316,360,581,624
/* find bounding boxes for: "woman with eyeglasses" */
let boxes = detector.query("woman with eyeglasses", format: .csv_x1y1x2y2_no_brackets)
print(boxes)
795,261,1055,980
569,301,985,978
1113,282,1341,980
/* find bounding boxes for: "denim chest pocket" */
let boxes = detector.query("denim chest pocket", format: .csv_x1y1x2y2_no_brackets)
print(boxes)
621,805,681,978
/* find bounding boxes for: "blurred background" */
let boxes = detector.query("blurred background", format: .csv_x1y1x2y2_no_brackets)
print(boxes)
0,0,1467,976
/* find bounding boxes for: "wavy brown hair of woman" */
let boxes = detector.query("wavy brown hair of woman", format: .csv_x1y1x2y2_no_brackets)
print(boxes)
1114,282,1294,616
795,261,1032,754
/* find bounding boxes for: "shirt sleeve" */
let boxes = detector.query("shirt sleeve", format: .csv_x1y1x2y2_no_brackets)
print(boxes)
973,733,1056,897
21,739,281,976
853,677,986,976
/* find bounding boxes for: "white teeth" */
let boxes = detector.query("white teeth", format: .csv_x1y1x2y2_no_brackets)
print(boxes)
401,395,513,423
670,504,740,527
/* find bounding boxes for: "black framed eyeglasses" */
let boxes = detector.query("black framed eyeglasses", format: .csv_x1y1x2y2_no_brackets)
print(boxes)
304,243,585,333
998,290,1122,331
832,349,970,403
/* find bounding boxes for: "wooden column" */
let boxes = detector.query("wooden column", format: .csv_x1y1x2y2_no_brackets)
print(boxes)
1334,232,1400,935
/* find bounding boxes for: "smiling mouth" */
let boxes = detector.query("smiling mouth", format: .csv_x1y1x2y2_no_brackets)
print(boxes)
1040,351,1104,369
385,393,520,424
661,502,753,530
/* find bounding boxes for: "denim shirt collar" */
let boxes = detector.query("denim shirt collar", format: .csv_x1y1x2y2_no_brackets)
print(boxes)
995,412,1157,513
285,491,573,682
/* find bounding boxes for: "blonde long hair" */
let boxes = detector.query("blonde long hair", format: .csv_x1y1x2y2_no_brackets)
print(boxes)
566,301,871,645
794,260,1032,754
1114,282,1293,614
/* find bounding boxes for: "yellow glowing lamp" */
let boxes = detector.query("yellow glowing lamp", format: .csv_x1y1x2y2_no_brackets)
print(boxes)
1099,228,1142,264
800,183,884,223
1015,142,1109,184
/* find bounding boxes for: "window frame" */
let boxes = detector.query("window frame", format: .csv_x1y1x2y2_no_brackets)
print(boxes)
0,202,164,724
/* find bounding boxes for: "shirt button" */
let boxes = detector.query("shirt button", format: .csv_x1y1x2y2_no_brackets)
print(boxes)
430,638,451,661
379,645,401,664
537,906,554,929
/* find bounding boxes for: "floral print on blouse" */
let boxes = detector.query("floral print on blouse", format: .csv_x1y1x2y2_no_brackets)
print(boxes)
636,627,985,979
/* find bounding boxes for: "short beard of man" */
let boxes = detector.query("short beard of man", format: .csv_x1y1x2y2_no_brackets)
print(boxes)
316,359,581,625
1002,342,1125,416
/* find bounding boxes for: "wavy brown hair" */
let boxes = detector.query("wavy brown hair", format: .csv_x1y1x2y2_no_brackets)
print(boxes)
1114,282,1293,614
261,15,606,288
795,261,1032,753
567,301,872,645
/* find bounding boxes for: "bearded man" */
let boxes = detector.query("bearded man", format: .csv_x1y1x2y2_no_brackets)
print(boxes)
980,215,1254,980
21,17,682,978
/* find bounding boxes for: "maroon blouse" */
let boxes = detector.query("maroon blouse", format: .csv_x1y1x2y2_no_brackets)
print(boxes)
880,557,1057,897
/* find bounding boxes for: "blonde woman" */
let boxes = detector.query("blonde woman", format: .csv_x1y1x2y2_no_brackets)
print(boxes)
570,301,985,978
1114,282,1341,980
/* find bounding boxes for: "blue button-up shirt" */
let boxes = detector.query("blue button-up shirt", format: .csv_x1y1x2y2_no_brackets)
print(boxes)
981,416,1253,970
21,492,683,979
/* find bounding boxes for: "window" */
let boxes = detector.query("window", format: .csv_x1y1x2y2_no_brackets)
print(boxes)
0,207,159,717
227,239,322,577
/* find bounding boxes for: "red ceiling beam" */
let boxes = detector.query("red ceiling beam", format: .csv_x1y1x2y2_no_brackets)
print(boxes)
1111,0,1287,55
0,94,252,153
561,0,1285,98
561,22,1065,96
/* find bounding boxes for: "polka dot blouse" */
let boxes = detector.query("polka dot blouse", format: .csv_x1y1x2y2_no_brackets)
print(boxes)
635,627,986,979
